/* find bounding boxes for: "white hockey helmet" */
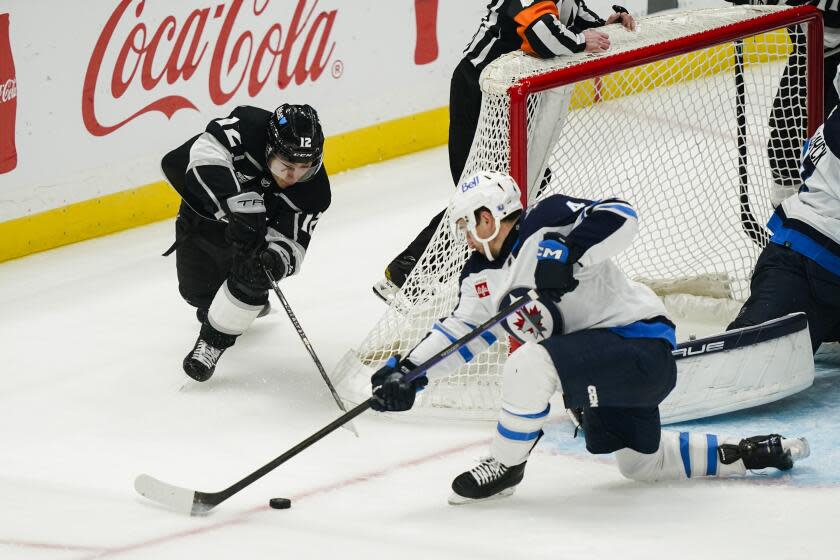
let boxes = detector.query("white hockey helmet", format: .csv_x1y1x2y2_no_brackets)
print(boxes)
448,170,523,260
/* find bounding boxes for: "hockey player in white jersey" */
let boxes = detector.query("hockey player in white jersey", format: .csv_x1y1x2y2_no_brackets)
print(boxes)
729,86,840,353
370,171,810,504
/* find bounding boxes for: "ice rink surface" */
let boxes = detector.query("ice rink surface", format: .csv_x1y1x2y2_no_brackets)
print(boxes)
2,146,839,559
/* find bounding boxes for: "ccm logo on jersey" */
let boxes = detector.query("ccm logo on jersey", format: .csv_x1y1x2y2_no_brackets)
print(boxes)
474,281,490,298
672,340,725,358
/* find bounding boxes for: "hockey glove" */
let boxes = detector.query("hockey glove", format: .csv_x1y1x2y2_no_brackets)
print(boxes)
370,355,428,412
224,191,267,253
231,253,272,292
259,247,290,282
535,232,579,301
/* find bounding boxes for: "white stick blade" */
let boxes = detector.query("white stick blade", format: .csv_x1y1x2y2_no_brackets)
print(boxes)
134,474,197,515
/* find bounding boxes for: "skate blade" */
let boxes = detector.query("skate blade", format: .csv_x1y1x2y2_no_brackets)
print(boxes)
784,437,810,462
372,278,399,305
447,486,516,506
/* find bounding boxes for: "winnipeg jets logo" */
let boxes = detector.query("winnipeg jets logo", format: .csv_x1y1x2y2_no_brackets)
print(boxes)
474,281,490,298
500,289,563,345
512,305,548,340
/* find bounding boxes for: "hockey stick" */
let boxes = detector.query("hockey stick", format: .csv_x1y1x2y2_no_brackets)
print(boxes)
134,290,537,515
263,267,359,437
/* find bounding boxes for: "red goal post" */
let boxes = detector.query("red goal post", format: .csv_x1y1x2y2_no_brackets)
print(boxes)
508,5,824,207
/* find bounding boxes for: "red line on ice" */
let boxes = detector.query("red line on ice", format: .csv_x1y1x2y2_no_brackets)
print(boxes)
66,438,490,559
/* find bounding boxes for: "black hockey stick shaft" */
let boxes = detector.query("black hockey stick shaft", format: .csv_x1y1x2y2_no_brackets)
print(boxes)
190,290,537,510
263,267,351,424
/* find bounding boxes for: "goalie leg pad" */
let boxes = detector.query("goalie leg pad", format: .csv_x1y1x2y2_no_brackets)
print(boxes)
490,343,559,467
207,280,264,336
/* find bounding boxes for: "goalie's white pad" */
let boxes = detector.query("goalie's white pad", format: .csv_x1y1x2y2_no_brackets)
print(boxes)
660,312,814,423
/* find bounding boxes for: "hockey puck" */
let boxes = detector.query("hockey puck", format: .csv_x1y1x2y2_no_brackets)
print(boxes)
269,497,292,510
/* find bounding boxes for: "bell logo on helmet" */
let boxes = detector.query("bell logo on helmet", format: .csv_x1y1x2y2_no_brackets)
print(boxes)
461,175,480,192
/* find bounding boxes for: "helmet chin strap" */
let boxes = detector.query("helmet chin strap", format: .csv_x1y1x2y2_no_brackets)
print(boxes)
470,218,501,262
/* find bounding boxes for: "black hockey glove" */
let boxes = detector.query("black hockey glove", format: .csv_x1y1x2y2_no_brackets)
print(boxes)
224,191,267,253
259,247,290,282
534,232,579,301
231,253,272,292
370,355,428,412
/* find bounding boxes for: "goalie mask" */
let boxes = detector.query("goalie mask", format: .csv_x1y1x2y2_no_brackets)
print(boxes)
266,104,325,183
448,171,523,261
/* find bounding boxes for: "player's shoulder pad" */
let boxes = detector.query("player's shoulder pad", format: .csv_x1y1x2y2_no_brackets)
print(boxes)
518,193,592,242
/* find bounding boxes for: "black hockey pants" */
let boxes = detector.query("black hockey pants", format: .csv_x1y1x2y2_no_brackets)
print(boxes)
728,242,840,353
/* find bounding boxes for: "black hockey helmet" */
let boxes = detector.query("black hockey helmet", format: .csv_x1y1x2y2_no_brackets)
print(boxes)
266,104,324,181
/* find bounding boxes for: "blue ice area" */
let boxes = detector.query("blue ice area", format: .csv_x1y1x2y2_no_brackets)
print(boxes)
541,355,840,487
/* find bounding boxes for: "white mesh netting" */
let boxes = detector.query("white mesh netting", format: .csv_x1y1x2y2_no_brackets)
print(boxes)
333,6,818,420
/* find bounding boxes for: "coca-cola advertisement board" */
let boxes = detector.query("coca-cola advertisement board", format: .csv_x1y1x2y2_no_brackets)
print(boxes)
0,0,640,222
0,12,16,174
0,0,496,222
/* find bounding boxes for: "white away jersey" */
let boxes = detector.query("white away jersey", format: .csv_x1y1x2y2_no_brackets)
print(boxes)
406,194,675,380
771,107,840,277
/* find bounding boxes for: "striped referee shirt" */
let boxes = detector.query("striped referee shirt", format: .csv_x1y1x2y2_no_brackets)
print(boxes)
463,0,609,71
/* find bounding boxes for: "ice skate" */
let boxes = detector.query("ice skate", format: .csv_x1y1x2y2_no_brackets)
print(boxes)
183,337,226,382
449,457,526,505
718,434,810,471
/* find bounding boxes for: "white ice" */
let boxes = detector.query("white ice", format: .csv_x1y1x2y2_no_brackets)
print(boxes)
1,147,837,560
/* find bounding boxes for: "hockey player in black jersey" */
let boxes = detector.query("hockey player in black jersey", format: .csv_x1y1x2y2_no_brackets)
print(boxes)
161,104,331,382
373,0,635,302
370,171,810,504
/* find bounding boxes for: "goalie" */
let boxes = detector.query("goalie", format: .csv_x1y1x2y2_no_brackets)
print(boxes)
728,77,840,354
370,171,810,504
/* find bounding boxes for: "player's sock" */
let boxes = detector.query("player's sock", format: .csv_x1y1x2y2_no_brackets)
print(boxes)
196,302,267,324
207,280,265,335
615,431,810,481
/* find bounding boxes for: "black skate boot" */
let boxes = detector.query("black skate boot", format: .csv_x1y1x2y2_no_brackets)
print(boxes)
718,434,810,471
372,253,417,304
183,337,226,382
449,457,527,505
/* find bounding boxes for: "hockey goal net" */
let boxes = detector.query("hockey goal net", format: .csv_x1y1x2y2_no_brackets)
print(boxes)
333,5,823,420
